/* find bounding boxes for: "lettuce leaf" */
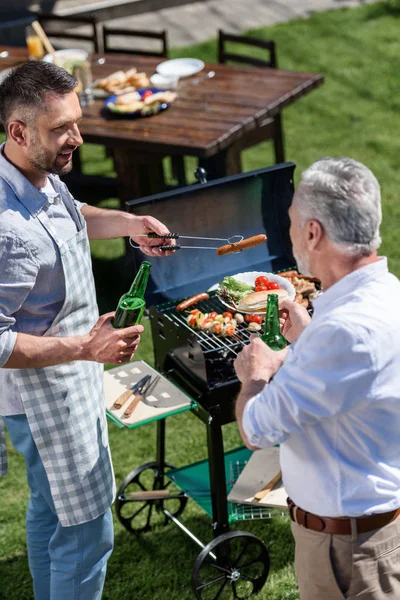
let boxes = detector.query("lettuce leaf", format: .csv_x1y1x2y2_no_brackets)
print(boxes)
216,276,254,305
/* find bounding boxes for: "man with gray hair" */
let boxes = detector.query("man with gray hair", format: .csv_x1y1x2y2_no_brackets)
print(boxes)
234,157,400,599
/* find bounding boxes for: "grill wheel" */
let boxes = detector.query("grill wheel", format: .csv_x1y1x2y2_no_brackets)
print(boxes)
192,531,270,599
115,461,188,533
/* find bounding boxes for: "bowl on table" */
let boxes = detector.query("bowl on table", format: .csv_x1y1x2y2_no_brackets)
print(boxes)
43,49,89,74
149,73,179,90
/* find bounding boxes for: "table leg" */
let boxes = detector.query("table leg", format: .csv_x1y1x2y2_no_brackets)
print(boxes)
113,148,167,206
199,144,242,181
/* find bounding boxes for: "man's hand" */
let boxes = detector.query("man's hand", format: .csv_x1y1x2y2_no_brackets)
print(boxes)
83,312,144,364
279,299,311,344
234,336,287,384
129,215,176,257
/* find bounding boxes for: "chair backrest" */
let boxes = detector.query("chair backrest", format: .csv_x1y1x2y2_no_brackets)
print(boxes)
102,26,168,57
36,13,100,53
125,163,295,306
218,30,277,69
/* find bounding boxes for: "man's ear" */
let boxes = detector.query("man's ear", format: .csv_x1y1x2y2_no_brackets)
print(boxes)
8,120,29,147
307,219,324,250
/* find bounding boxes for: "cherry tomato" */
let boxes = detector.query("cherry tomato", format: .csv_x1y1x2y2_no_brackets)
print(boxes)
245,314,263,324
255,276,269,287
142,90,153,100
223,312,233,320
209,311,218,319
266,282,280,290
255,285,268,293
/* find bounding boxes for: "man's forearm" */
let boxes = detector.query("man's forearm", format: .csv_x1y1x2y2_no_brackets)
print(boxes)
81,205,138,240
236,379,269,449
4,332,86,369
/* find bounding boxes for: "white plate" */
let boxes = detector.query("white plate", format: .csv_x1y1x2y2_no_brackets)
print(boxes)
211,271,296,315
156,58,205,78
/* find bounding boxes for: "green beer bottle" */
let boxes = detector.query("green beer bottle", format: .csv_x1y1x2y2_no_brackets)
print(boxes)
113,261,152,328
261,293,287,350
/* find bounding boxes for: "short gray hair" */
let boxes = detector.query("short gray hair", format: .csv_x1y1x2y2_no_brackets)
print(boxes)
295,157,382,256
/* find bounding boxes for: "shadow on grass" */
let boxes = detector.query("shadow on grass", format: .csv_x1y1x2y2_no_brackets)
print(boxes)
361,0,400,17
104,510,295,600
0,555,34,600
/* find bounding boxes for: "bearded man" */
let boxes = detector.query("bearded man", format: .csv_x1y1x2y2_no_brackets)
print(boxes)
0,60,173,600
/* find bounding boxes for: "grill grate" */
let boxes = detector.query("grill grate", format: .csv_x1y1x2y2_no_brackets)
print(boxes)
156,293,254,357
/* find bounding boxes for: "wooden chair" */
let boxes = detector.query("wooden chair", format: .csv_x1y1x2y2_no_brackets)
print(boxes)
218,30,284,165
35,13,101,53
102,26,187,187
102,26,168,57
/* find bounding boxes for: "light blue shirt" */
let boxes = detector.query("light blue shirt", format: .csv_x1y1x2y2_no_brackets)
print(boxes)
243,258,400,517
0,145,85,415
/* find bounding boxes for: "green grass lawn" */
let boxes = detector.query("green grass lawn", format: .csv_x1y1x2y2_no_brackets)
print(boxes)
1,3,400,598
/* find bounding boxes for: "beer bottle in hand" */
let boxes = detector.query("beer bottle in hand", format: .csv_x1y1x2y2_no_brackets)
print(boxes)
113,261,152,328
261,293,287,350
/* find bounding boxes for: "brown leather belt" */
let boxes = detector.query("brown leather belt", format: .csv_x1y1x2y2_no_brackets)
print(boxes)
287,497,400,535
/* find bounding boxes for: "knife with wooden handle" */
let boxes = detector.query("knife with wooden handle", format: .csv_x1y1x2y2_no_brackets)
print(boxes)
113,389,134,410
112,374,151,409
253,470,282,503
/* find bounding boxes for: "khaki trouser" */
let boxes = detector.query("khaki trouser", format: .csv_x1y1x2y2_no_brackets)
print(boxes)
291,515,400,599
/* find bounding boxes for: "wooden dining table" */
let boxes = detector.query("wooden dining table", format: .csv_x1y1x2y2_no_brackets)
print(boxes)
0,46,324,202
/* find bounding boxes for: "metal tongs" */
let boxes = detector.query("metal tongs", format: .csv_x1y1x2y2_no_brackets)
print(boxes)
129,232,267,255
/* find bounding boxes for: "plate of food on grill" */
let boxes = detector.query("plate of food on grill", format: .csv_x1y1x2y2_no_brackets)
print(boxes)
213,271,296,315
104,88,178,117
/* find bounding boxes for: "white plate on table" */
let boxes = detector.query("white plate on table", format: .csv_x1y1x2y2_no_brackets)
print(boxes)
156,58,204,78
210,271,295,315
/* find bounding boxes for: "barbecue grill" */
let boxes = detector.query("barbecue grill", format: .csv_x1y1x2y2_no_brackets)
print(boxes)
115,164,295,599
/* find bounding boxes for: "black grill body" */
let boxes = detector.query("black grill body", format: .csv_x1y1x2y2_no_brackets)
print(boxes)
150,292,253,424
122,163,296,558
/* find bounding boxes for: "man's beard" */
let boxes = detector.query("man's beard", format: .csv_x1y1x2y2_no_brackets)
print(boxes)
28,135,74,176
293,247,312,277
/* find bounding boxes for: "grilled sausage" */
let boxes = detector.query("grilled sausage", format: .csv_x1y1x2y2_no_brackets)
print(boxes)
176,293,210,312
216,234,267,256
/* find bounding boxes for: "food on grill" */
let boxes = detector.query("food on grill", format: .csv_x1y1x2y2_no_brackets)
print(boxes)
247,322,262,332
186,309,237,336
237,289,289,312
176,292,210,312
216,234,267,256
245,314,263,324
279,270,321,309
234,312,244,324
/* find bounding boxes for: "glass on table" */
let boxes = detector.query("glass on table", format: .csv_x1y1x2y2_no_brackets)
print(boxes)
73,61,94,106
25,25,44,60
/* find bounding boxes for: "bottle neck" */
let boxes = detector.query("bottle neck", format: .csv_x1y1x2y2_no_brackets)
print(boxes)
127,261,151,299
263,295,280,336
